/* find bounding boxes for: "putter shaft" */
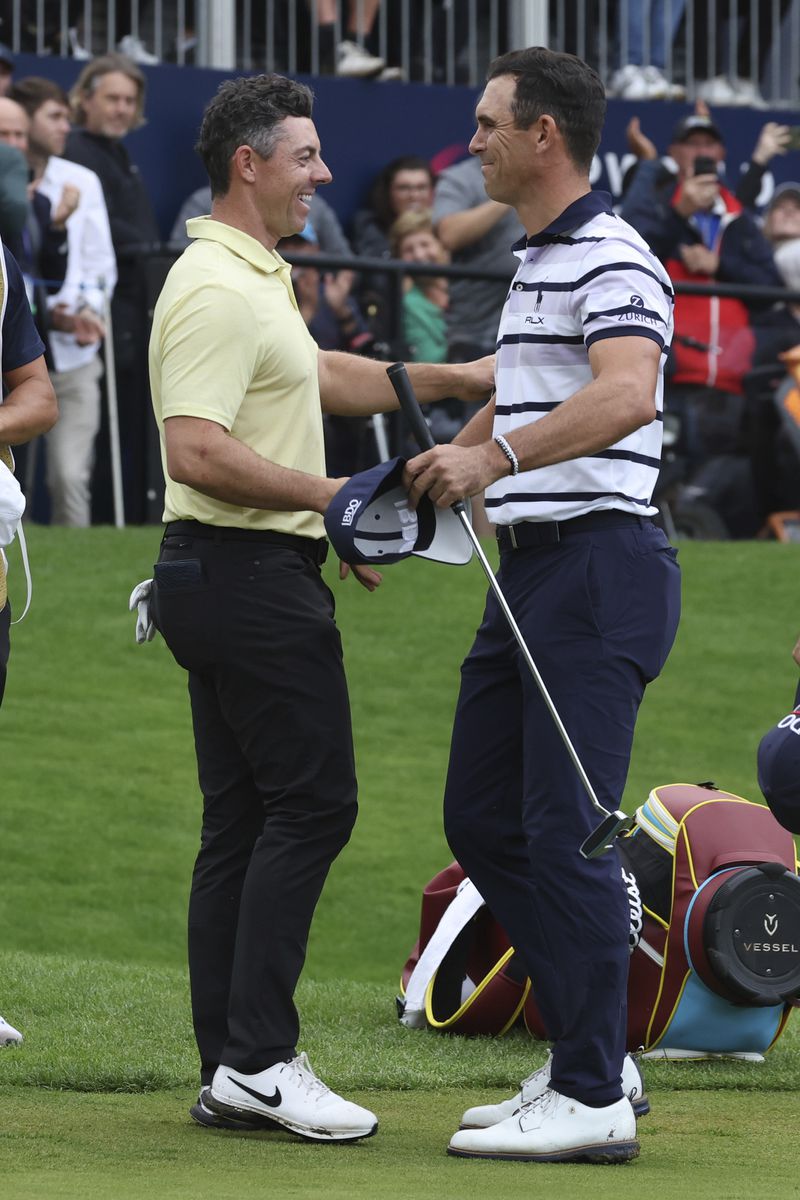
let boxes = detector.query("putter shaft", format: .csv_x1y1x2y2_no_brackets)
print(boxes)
386,360,630,859
453,510,610,823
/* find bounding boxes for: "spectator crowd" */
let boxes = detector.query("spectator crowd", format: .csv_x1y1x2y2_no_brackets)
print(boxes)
0,28,797,537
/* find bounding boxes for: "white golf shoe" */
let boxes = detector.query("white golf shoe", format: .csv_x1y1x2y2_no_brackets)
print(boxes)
208,1051,378,1143
448,1087,639,1163
0,1016,22,1045
459,1051,648,1129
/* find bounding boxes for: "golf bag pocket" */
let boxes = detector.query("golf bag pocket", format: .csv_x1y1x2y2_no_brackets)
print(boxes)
400,784,799,1057
397,864,528,1035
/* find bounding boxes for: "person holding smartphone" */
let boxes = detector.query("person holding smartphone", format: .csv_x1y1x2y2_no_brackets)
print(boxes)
621,114,781,506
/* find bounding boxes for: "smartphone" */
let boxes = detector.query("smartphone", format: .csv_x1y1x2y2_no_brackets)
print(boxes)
693,155,719,177
786,126,800,151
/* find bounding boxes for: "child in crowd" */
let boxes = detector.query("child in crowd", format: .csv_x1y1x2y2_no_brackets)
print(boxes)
390,209,462,443
390,208,449,363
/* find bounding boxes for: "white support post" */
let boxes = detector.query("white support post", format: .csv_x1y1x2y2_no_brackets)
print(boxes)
507,0,549,48
203,0,236,70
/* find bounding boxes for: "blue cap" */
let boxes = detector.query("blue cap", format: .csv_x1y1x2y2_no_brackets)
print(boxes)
757,707,800,834
324,457,472,566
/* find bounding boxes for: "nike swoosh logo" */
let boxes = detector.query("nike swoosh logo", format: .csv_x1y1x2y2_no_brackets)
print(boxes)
227,1076,282,1108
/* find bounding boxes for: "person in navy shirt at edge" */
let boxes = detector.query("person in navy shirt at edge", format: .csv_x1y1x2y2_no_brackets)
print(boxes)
0,240,57,705
404,46,681,1165
0,239,58,1049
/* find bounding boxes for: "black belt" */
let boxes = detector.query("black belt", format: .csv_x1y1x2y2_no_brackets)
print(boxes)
496,511,649,550
163,520,329,565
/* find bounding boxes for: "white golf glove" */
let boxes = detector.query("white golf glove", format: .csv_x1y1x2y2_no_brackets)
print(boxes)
128,578,155,644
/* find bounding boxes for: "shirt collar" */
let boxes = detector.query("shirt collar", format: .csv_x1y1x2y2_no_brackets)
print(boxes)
187,216,286,277
511,190,615,252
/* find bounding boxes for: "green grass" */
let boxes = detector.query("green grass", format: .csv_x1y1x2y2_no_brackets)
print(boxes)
2,528,800,1197
1,1088,797,1200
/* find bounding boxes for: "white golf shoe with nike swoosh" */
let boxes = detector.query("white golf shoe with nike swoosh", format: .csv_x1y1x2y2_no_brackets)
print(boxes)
208,1051,378,1142
448,1087,639,1163
459,1050,649,1129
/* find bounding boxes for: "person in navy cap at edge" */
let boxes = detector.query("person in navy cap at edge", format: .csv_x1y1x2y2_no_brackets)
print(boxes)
757,636,800,836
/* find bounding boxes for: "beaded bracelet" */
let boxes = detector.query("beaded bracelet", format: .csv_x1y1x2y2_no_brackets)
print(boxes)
494,433,520,476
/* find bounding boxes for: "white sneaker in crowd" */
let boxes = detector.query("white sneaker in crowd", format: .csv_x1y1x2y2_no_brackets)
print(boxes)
335,40,386,78
641,65,686,100
638,65,670,98
118,35,159,65
448,1087,639,1163
697,74,767,107
698,74,735,103
68,28,92,60
729,76,768,108
697,74,740,104
209,1051,378,1143
608,64,685,101
459,1050,649,1129
0,1015,23,1046
607,64,647,97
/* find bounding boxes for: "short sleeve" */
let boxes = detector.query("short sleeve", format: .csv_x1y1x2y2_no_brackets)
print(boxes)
157,284,260,428
573,240,674,353
1,245,46,372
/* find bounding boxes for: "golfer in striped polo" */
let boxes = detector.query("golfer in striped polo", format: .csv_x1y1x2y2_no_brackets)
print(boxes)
405,46,682,1164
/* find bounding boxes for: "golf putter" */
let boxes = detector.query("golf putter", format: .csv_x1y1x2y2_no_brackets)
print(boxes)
386,362,635,860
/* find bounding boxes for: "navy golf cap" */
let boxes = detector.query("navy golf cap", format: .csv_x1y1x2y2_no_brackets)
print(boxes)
757,706,800,834
324,457,472,566
671,114,724,144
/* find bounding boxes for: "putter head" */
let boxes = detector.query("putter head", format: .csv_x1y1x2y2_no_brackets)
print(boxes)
580,810,637,860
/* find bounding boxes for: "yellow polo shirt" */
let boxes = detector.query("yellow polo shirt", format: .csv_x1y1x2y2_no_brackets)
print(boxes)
149,216,326,537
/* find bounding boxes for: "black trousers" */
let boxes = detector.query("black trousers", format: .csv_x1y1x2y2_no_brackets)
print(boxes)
152,526,358,1085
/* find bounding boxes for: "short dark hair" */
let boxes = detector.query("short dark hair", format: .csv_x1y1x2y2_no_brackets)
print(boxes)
486,47,606,172
196,74,314,198
9,76,68,117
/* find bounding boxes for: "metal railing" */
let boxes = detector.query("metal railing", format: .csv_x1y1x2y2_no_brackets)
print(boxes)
3,2,799,103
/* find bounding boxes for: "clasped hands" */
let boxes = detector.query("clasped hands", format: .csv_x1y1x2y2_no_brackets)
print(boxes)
403,440,506,511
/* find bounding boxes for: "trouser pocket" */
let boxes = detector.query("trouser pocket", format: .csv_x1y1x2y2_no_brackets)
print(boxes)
152,555,218,671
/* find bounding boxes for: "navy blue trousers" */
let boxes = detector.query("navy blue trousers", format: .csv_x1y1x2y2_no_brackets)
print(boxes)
443,519,681,1106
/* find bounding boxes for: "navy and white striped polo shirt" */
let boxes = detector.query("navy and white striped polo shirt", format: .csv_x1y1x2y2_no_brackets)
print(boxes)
486,190,674,525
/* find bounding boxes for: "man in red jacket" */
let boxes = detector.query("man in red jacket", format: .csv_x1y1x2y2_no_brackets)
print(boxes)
622,114,781,472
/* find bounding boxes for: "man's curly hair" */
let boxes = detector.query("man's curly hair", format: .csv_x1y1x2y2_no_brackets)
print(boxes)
196,74,314,197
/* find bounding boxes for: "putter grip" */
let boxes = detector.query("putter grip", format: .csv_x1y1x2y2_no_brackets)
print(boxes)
386,362,437,452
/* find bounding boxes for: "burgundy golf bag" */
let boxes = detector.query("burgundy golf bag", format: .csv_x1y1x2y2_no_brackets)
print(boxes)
398,784,800,1055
